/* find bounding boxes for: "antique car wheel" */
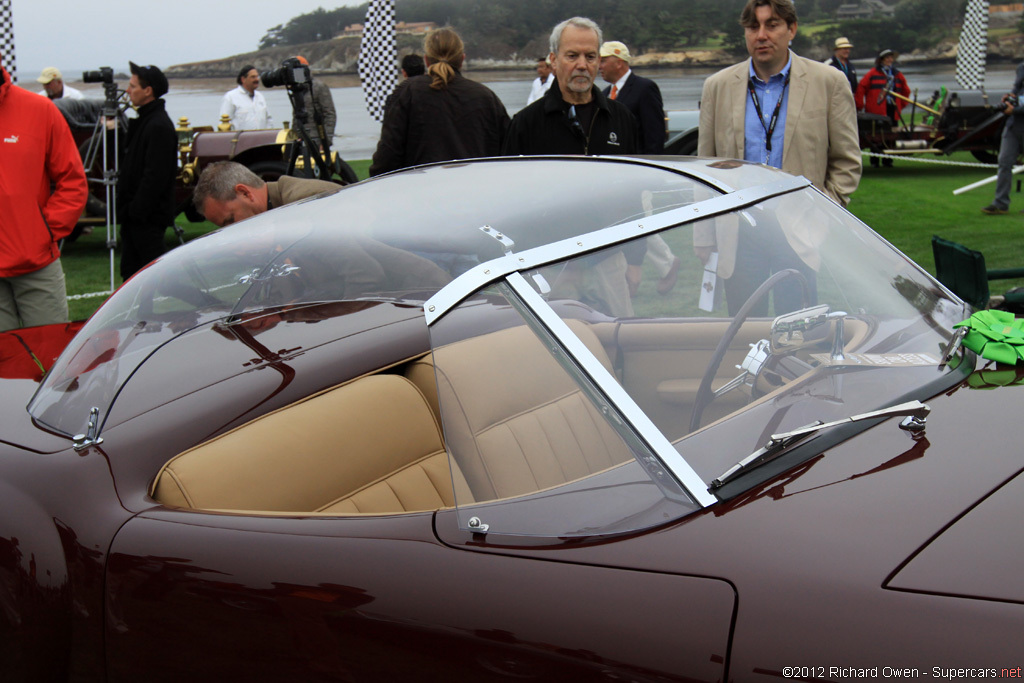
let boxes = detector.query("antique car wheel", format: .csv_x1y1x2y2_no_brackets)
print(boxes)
970,149,999,165
335,158,359,185
689,268,809,433
247,160,290,182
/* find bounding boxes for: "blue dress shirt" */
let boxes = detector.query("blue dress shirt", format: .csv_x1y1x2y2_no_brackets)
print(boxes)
744,54,792,168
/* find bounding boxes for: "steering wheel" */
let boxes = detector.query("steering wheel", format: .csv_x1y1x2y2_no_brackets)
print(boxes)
688,268,810,433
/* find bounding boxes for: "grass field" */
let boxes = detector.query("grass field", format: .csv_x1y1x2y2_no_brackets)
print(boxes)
59,154,1023,321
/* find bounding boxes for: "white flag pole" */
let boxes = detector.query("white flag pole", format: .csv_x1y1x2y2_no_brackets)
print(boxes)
953,166,1024,195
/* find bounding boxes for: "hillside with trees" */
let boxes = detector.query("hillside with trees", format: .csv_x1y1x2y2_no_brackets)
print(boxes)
168,1,1023,77
257,0,981,60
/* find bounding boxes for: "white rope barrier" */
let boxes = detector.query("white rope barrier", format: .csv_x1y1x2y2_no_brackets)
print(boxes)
862,151,998,169
68,290,113,301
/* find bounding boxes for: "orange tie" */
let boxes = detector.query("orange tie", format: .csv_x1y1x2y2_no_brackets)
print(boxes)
610,85,618,100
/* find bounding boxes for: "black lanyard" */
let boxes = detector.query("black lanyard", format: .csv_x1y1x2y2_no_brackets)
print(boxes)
747,71,791,153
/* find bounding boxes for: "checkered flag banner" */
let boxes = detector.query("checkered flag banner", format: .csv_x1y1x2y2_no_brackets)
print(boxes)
358,0,397,123
0,0,16,83
956,0,989,91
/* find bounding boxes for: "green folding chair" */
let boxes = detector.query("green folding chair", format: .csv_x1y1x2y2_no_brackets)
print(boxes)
931,235,1024,311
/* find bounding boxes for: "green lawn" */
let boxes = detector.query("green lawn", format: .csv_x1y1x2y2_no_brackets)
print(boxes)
849,152,1024,278
59,154,1024,321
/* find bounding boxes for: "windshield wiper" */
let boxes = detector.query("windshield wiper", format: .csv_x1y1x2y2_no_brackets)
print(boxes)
941,326,969,366
710,400,931,489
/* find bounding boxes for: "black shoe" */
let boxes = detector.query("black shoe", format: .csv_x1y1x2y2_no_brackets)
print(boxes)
981,204,1009,215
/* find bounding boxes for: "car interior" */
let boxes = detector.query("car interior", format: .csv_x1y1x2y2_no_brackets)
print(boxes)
149,308,870,518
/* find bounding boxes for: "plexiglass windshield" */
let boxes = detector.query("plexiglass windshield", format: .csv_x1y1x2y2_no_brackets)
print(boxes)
29,158,709,439
426,172,968,536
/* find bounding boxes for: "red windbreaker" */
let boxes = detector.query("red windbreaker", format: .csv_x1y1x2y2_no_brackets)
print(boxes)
855,66,911,120
0,66,88,277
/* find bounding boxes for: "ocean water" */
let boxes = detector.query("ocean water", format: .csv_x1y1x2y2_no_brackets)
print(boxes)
64,62,1019,162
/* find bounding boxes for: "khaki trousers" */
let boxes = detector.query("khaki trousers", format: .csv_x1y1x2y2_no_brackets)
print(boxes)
0,259,70,332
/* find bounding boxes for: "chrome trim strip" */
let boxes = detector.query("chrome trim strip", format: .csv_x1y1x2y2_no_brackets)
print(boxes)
597,154,742,194
505,272,719,508
424,175,809,325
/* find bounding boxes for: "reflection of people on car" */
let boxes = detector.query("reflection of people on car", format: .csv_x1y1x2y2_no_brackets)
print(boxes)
250,235,453,306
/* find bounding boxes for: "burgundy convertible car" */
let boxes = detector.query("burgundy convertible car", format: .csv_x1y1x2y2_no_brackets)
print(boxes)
2,156,1021,681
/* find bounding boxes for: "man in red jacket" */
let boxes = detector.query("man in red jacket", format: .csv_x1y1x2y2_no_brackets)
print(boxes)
0,57,88,332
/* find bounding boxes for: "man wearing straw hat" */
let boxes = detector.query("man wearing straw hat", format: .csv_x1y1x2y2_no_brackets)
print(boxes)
824,37,857,93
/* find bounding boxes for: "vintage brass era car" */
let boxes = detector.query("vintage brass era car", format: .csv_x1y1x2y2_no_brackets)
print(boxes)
1,156,1021,680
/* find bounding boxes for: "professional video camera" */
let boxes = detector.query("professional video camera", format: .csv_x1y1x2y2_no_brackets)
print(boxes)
260,57,311,90
82,66,114,84
260,57,336,181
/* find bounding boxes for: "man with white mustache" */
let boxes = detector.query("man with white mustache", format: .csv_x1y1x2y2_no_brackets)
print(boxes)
503,17,643,318
503,16,638,158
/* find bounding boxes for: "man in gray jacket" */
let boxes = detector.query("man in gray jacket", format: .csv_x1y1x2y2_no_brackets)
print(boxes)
291,57,337,150
981,61,1024,215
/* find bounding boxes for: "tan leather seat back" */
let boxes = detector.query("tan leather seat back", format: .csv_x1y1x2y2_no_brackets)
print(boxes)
151,374,463,514
408,320,633,502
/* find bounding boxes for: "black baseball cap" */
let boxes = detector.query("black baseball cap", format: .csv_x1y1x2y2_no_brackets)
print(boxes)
129,61,169,98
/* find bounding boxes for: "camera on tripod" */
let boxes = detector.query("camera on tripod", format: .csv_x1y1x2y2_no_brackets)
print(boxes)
260,58,311,89
83,66,115,85
260,57,335,181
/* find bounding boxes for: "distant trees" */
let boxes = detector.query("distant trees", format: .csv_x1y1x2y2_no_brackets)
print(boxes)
259,6,369,50
256,0,974,61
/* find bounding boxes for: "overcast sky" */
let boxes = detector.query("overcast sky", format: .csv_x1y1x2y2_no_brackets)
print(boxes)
7,0,362,78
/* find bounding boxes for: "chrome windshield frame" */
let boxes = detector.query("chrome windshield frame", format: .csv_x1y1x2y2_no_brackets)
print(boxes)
424,174,810,325
505,272,718,507
422,175,813,509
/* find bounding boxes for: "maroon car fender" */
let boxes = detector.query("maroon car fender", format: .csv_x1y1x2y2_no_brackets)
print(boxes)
0,478,72,680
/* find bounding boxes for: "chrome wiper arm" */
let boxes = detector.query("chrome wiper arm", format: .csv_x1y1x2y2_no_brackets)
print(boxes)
710,400,931,489
941,326,969,366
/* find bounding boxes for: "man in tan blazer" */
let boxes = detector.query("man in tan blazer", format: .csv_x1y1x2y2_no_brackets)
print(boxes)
193,161,340,228
695,0,861,316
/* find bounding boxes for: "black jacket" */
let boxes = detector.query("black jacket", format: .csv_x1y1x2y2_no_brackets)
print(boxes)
117,98,178,227
503,81,638,156
824,55,858,93
603,72,665,154
370,72,510,177
503,83,644,265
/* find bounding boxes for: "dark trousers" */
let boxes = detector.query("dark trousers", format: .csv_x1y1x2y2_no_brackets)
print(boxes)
724,218,817,317
120,222,168,281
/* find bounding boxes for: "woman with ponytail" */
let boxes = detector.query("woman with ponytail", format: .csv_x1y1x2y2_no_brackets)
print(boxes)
370,27,510,176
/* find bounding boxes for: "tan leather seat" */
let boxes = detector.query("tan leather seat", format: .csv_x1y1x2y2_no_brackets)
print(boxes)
151,374,467,514
406,320,633,502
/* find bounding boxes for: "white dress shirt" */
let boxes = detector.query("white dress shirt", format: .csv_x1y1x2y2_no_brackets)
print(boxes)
220,85,273,130
527,73,554,105
608,70,631,99
38,84,84,100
